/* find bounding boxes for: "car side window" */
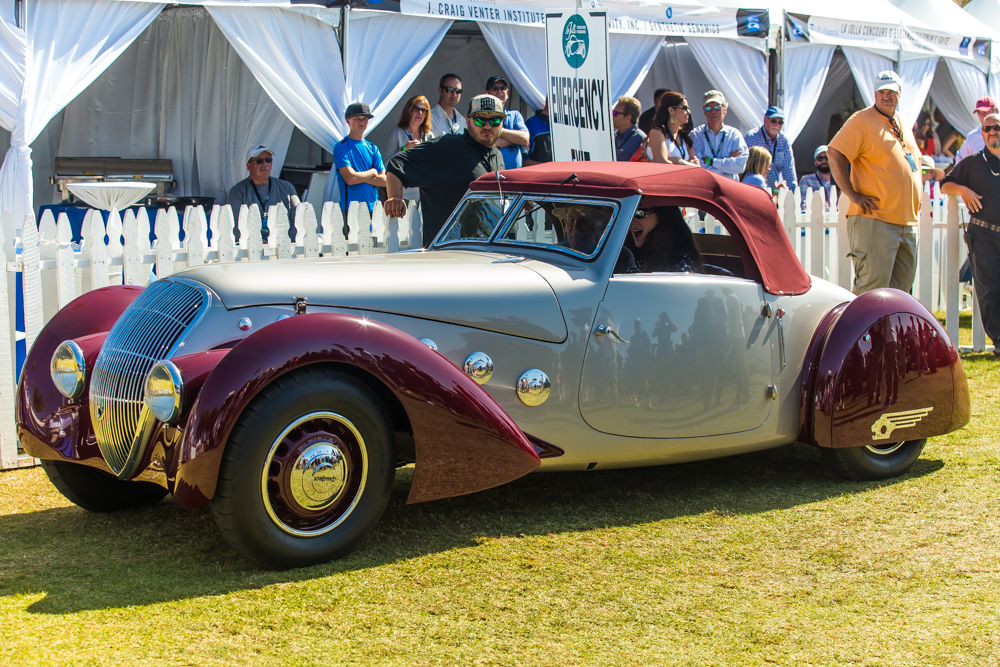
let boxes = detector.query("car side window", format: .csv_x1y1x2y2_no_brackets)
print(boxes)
437,196,511,244
500,199,616,258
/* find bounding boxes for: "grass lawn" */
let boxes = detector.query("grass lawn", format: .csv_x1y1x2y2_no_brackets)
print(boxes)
0,346,997,665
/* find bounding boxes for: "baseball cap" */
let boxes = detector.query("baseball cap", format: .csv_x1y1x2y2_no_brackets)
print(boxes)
468,94,506,118
485,75,509,89
345,102,374,119
974,96,997,111
764,105,785,120
246,145,273,162
703,90,727,107
873,70,902,93
814,145,829,159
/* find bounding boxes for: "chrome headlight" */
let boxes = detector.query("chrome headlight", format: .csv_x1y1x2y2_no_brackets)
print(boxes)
143,360,184,424
50,340,86,399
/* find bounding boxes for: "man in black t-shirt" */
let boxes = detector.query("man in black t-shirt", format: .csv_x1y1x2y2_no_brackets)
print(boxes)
385,94,505,247
940,112,1000,356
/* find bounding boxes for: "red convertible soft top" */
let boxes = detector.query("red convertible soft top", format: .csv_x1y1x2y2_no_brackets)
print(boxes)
469,162,811,295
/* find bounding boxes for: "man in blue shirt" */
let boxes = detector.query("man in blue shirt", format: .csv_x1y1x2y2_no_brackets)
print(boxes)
798,144,837,211
690,90,747,179
485,75,529,169
525,98,552,164
745,106,796,191
326,102,387,231
613,96,646,162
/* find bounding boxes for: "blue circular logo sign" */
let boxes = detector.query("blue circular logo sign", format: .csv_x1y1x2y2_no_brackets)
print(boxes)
562,14,589,68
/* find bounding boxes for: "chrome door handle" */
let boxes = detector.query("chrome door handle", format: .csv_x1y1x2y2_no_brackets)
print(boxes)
594,325,627,343
776,308,786,370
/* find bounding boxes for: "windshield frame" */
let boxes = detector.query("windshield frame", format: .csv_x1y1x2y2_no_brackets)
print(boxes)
431,193,522,249
491,195,621,262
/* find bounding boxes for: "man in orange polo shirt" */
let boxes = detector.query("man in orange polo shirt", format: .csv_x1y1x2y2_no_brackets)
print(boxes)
828,71,922,295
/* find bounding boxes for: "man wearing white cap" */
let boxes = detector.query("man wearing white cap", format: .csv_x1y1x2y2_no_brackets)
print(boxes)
798,145,837,211
227,145,298,242
828,70,922,295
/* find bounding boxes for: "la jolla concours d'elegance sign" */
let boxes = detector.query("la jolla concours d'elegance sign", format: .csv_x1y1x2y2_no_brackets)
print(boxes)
546,10,614,162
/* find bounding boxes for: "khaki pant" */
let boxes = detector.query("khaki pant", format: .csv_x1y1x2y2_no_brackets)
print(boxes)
846,215,917,295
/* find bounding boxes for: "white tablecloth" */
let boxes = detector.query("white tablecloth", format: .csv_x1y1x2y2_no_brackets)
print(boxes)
67,181,157,211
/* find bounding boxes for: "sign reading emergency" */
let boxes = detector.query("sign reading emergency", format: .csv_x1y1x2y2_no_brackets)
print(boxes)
546,10,614,162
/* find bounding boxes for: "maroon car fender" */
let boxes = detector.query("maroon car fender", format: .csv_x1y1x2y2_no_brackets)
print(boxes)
175,313,540,507
16,286,145,468
800,288,970,449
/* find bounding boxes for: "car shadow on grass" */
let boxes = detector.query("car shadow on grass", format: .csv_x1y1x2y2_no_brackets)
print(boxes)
3,442,943,615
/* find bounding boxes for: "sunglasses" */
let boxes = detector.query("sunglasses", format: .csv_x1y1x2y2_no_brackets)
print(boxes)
251,157,273,165
768,118,784,125
703,104,722,112
671,105,690,112
490,86,509,92
413,107,429,114
983,124,1000,134
815,156,828,161
633,209,652,219
473,117,503,127
441,86,462,94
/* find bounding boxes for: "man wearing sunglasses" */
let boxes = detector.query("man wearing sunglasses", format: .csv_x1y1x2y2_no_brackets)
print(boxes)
940,113,1000,356
691,90,747,180
385,94,504,247
484,75,530,169
227,145,299,242
431,73,465,137
828,70,922,296
746,106,796,191
798,145,837,212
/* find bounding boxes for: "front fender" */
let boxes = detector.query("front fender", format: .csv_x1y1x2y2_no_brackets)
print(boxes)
16,286,145,467
174,313,540,506
799,289,970,449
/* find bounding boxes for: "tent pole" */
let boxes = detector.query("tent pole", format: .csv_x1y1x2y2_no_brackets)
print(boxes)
341,3,350,86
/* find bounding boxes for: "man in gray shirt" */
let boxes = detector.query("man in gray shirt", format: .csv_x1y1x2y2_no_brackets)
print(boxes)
227,144,298,242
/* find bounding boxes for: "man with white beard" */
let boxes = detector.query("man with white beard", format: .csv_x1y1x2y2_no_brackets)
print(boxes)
940,112,1000,357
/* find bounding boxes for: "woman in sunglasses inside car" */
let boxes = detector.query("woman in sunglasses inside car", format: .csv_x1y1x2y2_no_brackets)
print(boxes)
625,206,704,273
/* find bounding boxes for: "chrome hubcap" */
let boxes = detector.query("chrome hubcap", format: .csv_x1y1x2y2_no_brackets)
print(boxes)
261,411,368,537
865,441,906,456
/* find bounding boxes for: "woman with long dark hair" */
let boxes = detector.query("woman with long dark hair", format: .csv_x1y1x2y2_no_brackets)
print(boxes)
647,92,698,166
625,205,704,273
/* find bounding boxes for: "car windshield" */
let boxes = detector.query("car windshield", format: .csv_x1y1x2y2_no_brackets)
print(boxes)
436,196,511,244
498,199,616,258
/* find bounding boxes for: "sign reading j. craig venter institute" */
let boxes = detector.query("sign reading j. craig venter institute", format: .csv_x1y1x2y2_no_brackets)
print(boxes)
545,10,614,162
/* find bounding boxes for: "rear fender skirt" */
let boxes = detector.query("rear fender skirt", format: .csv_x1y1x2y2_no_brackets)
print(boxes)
174,313,540,507
16,286,145,467
800,289,970,449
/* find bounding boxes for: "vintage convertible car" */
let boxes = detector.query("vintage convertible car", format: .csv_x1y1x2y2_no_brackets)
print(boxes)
17,163,970,569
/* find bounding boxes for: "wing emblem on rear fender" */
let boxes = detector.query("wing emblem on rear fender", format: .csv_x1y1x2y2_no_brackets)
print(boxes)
871,407,934,441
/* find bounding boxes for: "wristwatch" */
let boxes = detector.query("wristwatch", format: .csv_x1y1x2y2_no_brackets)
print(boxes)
704,157,713,166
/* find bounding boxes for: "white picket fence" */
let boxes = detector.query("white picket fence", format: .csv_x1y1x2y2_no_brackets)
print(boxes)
0,199,423,469
0,185,987,469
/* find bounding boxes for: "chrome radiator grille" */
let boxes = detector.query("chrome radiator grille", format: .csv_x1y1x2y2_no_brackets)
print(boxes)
90,279,209,476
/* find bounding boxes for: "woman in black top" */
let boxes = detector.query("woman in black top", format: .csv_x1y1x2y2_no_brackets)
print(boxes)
625,205,704,273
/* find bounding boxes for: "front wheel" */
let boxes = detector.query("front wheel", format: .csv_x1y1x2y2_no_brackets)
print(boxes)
822,439,927,481
211,367,395,570
41,458,167,512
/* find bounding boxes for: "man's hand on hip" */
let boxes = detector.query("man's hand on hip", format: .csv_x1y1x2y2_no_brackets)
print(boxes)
850,193,880,216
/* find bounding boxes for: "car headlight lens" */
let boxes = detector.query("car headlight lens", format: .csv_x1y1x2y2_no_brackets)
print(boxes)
143,360,184,424
50,341,86,399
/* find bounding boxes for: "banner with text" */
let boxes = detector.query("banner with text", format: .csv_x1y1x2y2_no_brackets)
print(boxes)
401,0,769,40
546,10,614,162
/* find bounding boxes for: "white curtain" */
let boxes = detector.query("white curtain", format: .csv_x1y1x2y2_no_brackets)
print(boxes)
0,0,163,228
686,37,767,131
0,14,25,130
946,59,988,134
843,47,894,108
782,44,835,145
931,59,985,136
346,13,452,130
896,57,938,130
208,6,349,152
479,23,667,110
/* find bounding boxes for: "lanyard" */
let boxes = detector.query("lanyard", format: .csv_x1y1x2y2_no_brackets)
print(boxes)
705,128,727,159
252,179,272,220
874,107,905,145
762,130,780,181
667,132,687,159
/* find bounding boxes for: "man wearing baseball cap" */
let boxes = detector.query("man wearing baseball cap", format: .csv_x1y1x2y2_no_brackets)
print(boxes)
828,70,922,295
798,144,837,212
385,94,505,246
745,105,796,190
324,102,387,232
227,145,299,243
484,75,530,169
955,96,999,163
691,90,747,180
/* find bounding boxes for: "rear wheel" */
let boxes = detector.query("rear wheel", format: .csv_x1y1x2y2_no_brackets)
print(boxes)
822,439,927,481
211,367,394,570
41,458,167,512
